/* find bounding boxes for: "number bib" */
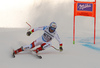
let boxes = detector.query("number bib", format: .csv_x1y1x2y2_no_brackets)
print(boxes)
42,27,55,42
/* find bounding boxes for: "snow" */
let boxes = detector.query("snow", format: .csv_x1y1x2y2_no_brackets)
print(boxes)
0,0,100,68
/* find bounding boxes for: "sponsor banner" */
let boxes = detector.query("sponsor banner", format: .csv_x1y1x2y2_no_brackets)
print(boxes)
74,1,96,17
77,3,93,11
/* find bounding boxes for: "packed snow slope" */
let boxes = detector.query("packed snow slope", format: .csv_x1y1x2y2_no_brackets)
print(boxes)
0,0,100,68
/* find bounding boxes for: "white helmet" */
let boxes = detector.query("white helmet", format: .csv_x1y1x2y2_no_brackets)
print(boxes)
49,22,57,29
49,22,57,33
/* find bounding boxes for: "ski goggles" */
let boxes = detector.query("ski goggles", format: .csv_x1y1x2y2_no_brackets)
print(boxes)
49,27,56,33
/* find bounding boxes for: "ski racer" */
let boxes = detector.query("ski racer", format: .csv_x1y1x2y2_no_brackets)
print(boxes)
13,22,63,56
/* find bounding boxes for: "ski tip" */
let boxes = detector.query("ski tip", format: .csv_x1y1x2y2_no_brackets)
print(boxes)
12,55,15,58
39,56,42,59
12,50,15,58
37,55,42,59
12,53,15,58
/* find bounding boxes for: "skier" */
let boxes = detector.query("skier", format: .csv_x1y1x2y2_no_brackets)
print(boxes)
13,22,63,57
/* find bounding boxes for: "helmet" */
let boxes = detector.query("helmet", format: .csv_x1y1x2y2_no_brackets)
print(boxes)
49,22,57,29
49,22,57,33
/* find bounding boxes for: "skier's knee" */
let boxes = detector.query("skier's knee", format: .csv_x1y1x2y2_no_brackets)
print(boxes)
41,43,46,50
22,44,32,50
41,45,44,50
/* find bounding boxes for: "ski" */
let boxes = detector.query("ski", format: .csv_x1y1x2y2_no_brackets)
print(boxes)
12,52,42,59
36,54,42,59
31,50,42,59
12,49,42,59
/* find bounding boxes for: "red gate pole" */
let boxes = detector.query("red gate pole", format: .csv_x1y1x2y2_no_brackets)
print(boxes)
73,0,76,44
94,0,96,44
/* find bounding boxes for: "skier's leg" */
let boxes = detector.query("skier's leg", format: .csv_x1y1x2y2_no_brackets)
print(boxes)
31,37,43,47
22,37,42,50
14,46,24,54
34,42,52,53
13,42,35,54
14,37,42,54
33,43,46,53
41,42,52,50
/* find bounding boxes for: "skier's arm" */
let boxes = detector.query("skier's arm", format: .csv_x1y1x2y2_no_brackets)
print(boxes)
55,32,63,51
27,26,47,36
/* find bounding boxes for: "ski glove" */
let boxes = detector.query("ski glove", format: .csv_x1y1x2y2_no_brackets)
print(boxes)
59,44,63,52
27,31,32,36
59,46,63,52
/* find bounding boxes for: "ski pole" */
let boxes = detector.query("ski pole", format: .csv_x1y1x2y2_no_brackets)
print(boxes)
26,22,31,31
51,46,60,51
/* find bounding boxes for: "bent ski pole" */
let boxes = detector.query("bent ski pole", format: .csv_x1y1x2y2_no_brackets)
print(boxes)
51,46,60,51
26,22,31,31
